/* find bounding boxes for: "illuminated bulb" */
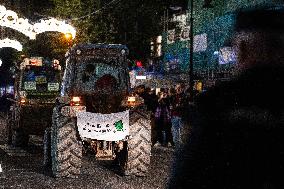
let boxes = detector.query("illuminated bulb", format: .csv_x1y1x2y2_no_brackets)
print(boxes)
128,97,136,102
72,96,80,102
64,32,72,40
20,98,26,103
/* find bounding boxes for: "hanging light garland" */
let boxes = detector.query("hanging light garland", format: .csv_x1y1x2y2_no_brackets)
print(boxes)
33,18,76,39
0,5,76,40
0,5,36,39
0,38,23,51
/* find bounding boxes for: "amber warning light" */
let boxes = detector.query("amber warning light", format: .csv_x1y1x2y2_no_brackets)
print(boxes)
20,98,26,104
71,96,81,106
128,97,136,102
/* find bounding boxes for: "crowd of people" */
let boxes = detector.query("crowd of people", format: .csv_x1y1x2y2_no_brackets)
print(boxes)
134,84,197,148
133,6,284,189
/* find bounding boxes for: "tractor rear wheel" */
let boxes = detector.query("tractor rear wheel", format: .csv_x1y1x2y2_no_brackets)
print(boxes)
43,127,51,167
119,109,151,176
51,107,83,178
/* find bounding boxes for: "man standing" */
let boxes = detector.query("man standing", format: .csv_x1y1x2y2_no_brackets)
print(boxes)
170,84,185,147
169,6,284,189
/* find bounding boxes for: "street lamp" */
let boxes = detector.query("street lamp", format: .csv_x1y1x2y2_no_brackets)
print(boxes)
64,32,73,48
64,32,72,40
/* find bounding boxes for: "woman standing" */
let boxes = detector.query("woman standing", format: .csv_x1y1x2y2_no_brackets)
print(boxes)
153,91,173,147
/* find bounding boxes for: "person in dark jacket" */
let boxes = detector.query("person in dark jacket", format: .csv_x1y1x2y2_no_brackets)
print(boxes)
153,92,173,147
168,6,284,189
170,84,186,147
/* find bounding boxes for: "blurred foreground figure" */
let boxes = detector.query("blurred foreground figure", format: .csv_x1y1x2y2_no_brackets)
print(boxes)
168,6,284,189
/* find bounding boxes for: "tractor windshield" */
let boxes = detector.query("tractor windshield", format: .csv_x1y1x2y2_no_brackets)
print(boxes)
74,60,120,94
21,65,61,96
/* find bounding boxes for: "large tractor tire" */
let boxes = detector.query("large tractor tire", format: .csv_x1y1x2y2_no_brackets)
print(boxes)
43,127,51,167
9,107,29,147
120,109,151,176
51,107,83,178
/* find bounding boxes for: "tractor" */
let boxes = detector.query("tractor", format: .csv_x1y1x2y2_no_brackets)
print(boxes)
6,57,62,147
44,44,151,178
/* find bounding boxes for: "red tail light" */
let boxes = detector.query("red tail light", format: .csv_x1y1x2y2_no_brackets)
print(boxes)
70,96,81,106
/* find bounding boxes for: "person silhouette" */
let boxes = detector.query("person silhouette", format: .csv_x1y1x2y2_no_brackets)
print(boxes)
168,6,284,189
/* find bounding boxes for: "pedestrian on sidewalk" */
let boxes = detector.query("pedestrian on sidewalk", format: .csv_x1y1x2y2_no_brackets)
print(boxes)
153,91,173,147
170,84,185,147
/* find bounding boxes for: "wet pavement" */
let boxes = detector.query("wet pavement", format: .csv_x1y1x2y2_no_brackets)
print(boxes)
0,115,175,189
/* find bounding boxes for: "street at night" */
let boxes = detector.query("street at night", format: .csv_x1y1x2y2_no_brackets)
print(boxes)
0,115,175,189
1,0,284,189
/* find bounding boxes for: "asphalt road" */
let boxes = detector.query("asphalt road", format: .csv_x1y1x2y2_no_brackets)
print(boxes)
0,115,175,189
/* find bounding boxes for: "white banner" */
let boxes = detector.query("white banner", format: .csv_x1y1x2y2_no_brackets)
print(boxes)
48,82,59,91
180,26,190,41
129,70,136,88
24,81,36,90
167,29,175,44
77,110,129,141
193,33,207,52
219,47,236,64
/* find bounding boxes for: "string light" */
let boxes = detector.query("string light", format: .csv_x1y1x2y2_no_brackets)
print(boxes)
70,0,121,21
0,38,23,51
33,18,76,39
0,5,76,40
0,5,36,39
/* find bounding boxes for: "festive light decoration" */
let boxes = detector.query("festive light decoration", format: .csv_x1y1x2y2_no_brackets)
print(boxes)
33,18,76,39
0,59,2,66
0,5,76,40
0,38,23,51
0,5,36,39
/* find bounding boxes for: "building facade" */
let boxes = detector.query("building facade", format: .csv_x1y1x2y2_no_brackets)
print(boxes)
161,0,283,90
